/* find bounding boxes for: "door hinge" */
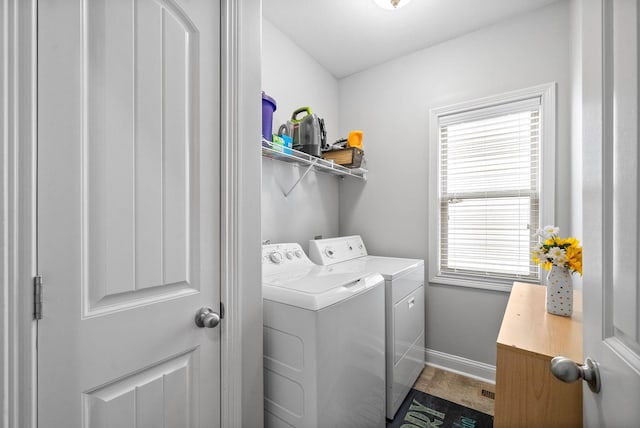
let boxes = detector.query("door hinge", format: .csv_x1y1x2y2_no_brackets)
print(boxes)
34,275,43,320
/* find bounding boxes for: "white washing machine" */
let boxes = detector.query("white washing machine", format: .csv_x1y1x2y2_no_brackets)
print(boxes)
308,236,425,420
262,242,386,428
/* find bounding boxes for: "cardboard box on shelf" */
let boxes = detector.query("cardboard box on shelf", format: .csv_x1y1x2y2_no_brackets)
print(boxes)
322,148,363,168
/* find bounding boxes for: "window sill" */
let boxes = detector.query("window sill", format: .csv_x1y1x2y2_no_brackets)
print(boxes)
429,273,540,293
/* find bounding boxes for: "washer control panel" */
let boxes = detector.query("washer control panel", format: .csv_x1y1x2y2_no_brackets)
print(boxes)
262,243,314,273
309,235,368,265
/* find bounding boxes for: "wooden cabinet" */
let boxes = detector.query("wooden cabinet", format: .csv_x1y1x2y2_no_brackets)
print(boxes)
495,282,583,428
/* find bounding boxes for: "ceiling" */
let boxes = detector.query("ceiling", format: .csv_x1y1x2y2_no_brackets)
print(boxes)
263,0,561,78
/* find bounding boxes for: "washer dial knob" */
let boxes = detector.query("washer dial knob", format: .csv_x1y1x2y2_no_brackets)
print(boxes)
324,247,335,258
294,250,303,258
269,251,283,264
285,251,294,260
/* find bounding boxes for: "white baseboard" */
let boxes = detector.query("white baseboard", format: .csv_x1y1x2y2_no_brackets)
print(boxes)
425,348,496,384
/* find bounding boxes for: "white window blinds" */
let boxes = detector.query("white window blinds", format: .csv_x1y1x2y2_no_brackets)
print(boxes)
439,97,541,281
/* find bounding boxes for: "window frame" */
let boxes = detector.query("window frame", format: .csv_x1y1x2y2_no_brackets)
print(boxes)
428,83,556,292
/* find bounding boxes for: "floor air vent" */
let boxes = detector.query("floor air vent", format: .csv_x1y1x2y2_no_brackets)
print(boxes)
481,389,495,400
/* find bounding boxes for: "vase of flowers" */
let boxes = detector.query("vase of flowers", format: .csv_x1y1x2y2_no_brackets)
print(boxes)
532,225,583,317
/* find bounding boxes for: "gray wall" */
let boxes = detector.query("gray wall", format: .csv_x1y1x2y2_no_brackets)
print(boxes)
338,1,572,368
261,19,342,252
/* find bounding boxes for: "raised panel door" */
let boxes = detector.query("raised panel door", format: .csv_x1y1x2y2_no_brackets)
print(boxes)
37,0,221,426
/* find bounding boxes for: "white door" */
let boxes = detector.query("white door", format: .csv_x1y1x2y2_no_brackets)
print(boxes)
582,0,640,426
37,0,221,426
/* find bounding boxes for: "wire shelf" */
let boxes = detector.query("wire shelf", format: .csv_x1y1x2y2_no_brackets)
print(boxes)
261,139,367,180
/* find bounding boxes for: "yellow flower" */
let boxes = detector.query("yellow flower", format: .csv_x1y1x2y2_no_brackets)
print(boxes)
565,244,582,275
566,246,581,262
565,237,580,246
569,260,582,275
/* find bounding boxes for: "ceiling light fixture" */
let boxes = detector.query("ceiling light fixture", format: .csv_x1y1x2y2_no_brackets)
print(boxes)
373,0,412,10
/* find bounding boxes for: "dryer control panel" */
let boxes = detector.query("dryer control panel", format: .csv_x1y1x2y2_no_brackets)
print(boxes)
309,235,368,265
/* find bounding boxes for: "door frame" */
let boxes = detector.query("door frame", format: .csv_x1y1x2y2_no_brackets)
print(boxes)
1,0,38,427
1,0,262,427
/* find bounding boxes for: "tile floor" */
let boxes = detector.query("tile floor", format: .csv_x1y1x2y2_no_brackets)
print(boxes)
412,366,496,416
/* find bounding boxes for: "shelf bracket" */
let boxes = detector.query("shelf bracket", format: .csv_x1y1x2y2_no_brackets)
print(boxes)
283,159,318,197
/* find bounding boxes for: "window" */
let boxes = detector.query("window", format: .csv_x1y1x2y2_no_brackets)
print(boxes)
429,84,555,291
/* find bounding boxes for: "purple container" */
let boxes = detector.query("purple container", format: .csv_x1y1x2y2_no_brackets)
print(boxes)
262,92,277,141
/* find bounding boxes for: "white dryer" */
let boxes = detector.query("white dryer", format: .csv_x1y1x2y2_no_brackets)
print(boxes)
262,242,386,428
308,236,425,420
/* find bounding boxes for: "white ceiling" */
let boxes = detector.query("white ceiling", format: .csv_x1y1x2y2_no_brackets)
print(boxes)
263,0,561,78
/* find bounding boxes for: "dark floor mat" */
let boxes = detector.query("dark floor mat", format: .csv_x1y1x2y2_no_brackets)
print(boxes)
387,388,494,428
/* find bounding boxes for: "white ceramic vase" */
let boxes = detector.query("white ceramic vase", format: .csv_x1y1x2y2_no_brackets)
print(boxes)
546,265,573,316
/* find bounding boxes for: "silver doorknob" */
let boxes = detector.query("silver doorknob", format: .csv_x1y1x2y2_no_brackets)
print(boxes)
194,307,221,328
550,356,601,393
